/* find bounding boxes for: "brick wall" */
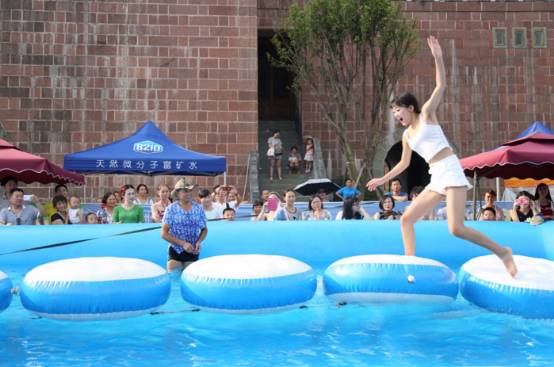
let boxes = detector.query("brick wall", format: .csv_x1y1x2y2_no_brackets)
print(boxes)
261,0,554,186
0,0,257,201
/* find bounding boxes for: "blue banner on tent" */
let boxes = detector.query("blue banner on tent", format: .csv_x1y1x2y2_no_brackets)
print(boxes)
64,121,226,176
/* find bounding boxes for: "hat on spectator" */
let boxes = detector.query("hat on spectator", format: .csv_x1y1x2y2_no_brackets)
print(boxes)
171,178,196,197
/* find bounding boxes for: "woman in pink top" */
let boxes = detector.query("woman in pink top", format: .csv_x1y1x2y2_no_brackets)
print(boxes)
366,36,517,277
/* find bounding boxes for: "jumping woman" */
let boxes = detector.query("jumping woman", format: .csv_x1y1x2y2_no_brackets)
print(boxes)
366,36,517,277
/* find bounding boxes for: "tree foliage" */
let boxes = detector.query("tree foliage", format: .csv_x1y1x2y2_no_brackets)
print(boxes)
272,0,419,188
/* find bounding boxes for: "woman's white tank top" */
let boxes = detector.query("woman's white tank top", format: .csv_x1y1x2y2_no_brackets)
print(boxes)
404,116,451,162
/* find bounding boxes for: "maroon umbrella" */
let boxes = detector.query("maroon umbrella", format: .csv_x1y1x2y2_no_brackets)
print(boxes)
0,139,85,185
460,133,554,179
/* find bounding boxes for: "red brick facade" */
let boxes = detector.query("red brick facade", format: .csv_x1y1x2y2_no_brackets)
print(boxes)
1,0,552,199
0,0,257,200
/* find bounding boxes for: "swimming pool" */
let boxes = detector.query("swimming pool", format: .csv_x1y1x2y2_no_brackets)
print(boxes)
1,221,553,366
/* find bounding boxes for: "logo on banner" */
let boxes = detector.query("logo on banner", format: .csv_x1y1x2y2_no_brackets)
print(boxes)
133,140,164,154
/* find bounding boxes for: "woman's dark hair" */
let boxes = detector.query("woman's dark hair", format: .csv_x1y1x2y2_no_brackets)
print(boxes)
308,195,324,211
101,192,115,205
534,183,552,202
252,199,264,207
485,189,497,198
342,198,361,220
516,190,534,201
52,195,68,208
379,195,396,211
54,184,68,194
198,189,211,198
391,92,421,114
1,176,16,187
85,212,97,222
120,184,135,196
136,184,149,194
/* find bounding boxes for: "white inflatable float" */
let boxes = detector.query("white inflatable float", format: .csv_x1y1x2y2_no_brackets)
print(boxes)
21,257,170,320
323,255,458,303
459,255,554,318
0,270,12,313
180,254,317,313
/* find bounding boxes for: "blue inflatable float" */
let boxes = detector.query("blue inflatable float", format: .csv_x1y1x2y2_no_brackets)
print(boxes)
181,255,317,313
21,257,170,320
0,270,12,313
323,255,458,303
459,255,554,318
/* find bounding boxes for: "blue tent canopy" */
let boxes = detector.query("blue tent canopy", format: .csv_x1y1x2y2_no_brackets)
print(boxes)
64,121,226,176
517,121,554,138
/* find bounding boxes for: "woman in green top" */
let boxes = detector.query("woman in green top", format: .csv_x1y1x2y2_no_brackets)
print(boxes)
113,185,144,224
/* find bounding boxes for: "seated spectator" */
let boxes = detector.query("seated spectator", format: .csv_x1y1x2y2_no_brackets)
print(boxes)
251,200,264,221
336,179,360,201
226,186,242,209
97,192,117,224
534,183,553,221
0,176,18,210
0,188,42,225
261,189,270,203
135,184,154,206
509,191,537,223
302,195,331,221
288,146,301,174
199,188,221,220
479,190,504,221
151,184,172,223
373,195,402,220
51,196,70,225
43,184,69,224
385,178,408,202
336,197,370,220
222,207,236,221
480,207,496,221
257,192,282,221
409,186,435,220
113,185,144,224
68,195,84,224
317,188,328,202
274,190,301,221
85,212,98,224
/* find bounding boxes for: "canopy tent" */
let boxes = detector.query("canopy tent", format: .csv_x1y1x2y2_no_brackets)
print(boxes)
0,139,84,185
516,120,554,139
64,121,226,176
460,133,554,180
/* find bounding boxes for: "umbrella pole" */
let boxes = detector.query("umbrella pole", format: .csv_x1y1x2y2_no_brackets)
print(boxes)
472,171,478,221
224,172,227,186
496,177,500,198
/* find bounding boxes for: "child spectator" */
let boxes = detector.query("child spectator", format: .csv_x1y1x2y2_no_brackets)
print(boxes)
85,212,98,224
222,207,236,221
480,207,496,221
251,200,264,220
336,179,360,201
288,146,301,174
68,195,84,224
304,138,314,174
509,191,537,223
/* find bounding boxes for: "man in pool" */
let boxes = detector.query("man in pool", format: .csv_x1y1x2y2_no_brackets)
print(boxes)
161,178,207,272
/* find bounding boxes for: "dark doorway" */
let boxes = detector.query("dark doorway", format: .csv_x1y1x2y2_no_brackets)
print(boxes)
385,142,430,196
258,31,298,121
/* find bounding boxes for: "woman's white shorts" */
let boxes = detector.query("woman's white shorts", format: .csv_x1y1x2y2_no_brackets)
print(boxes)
426,155,472,196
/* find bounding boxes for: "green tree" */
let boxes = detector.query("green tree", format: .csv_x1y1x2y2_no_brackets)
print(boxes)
272,0,419,191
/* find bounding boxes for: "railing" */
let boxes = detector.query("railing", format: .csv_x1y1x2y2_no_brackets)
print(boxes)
311,137,327,179
246,150,260,203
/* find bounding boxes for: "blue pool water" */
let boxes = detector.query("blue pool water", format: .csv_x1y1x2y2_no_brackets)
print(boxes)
2,221,554,366
1,268,553,367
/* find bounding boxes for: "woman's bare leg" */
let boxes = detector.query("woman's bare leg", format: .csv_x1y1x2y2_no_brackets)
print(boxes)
269,159,274,180
400,189,443,255
446,187,517,277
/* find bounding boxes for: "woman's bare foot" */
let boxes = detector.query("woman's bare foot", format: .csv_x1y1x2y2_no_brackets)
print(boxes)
499,247,518,277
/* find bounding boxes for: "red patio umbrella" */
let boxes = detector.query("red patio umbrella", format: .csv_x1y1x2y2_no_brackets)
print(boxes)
460,133,554,179
0,139,85,185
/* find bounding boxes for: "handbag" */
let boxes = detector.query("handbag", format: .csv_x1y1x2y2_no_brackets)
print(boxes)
267,147,275,157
